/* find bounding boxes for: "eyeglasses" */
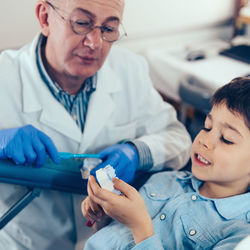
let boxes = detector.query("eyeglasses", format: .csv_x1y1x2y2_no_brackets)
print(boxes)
44,1,127,42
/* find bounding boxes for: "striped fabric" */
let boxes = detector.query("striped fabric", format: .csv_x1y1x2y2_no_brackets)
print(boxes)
36,36,96,133
35,35,153,170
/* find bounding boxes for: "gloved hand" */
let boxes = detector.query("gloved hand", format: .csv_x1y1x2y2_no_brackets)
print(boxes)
90,143,139,183
0,125,60,167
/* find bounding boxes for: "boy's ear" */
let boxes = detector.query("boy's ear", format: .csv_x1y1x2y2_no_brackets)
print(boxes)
36,1,50,37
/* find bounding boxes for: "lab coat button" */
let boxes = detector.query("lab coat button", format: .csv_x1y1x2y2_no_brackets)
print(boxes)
160,213,166,220
189,229,196,236
73,115,77,121
191,195,197,201
150,193,156,197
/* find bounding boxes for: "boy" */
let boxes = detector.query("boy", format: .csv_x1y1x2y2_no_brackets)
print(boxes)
82,77,250,249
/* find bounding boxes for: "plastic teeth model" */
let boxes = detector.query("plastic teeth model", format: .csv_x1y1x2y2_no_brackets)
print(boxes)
96,165,121,195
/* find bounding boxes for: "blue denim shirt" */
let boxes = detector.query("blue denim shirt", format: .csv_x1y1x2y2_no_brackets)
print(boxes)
84,171,250,250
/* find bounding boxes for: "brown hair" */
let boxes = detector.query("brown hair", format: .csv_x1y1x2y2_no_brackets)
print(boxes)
211,77,250,129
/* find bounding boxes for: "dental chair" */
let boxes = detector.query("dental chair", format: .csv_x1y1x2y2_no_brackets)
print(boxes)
178,76,213,140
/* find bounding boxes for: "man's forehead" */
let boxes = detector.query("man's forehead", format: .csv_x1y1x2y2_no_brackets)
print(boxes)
56,0,124,12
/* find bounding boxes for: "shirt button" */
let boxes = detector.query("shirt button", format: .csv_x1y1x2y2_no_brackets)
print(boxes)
189,229,196,236
72,115,77,121
160,213,166,220
150,193,156,197
246,211,250,221
191,195,197,201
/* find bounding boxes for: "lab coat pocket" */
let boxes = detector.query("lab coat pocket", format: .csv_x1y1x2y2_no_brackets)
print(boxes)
180,214,216,249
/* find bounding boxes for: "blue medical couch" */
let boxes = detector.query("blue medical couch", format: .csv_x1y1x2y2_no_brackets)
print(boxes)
0,158,87,229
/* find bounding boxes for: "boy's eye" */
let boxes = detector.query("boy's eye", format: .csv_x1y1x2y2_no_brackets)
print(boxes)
221,136,233,145
201,127,211,132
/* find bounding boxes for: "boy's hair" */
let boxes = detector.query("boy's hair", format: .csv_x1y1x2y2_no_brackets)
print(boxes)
211,77,250,129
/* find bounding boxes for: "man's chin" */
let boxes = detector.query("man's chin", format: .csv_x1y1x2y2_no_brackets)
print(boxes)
66,67,96,80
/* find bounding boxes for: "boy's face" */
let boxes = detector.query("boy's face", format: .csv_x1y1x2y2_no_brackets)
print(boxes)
191,103,250,193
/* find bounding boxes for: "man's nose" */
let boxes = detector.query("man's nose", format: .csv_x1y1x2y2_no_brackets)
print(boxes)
82,28,103,50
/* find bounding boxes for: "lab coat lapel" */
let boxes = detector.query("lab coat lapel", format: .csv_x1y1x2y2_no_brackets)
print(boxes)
39,105,82,143
21,53,82,143
79,64,122,152
21,36,122,146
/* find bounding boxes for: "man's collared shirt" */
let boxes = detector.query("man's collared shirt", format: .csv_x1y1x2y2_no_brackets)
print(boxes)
36,36,97,133
35,35,153,170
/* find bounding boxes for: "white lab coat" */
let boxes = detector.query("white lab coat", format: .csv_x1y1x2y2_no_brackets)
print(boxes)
0,35,191,249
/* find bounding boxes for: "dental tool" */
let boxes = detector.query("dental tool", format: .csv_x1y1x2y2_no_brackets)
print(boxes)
59,152,101,160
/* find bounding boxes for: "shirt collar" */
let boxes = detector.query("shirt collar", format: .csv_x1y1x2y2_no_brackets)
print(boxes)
175,171,201,188
213,190,250,220
176,172,250,221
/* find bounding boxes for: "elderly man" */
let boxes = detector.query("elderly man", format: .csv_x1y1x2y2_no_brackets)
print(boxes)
0,0,191,249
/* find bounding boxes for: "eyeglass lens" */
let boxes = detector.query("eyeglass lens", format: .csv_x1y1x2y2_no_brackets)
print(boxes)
69,12,122,42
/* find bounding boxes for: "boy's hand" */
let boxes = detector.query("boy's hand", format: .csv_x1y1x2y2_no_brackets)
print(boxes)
81,196,103,223
87,175,154,244
81,187,112,231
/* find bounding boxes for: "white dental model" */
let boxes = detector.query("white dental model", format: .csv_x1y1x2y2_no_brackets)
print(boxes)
96,165,121,195
80,158,102,179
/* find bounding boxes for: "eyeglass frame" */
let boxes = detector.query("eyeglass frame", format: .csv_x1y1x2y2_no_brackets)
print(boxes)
43,0,127,43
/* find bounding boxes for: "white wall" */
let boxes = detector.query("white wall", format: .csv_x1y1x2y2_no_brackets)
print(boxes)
0,0,235,50
0,0,39,50
119,0,235,52
123,0,235,38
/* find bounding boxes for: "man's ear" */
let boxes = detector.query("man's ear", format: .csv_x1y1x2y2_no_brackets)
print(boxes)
36,1,50,37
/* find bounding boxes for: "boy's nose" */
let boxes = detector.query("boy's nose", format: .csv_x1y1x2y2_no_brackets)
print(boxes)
199,133,214,150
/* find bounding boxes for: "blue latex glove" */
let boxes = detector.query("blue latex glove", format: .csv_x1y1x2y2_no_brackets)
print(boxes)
90,143,139,183
0,125,60,167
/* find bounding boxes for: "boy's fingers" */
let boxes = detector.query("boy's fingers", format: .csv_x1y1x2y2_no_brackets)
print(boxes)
82,200,99,222
88,176,119,203
88,198,103,216
112,178,137,199
87,176,108,205
86,181,101,213
87,209,101,222
87,176,100,199
83,195,101,216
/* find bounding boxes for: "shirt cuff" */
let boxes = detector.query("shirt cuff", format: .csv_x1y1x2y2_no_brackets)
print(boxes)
125,140,153,171
132,234,164,250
